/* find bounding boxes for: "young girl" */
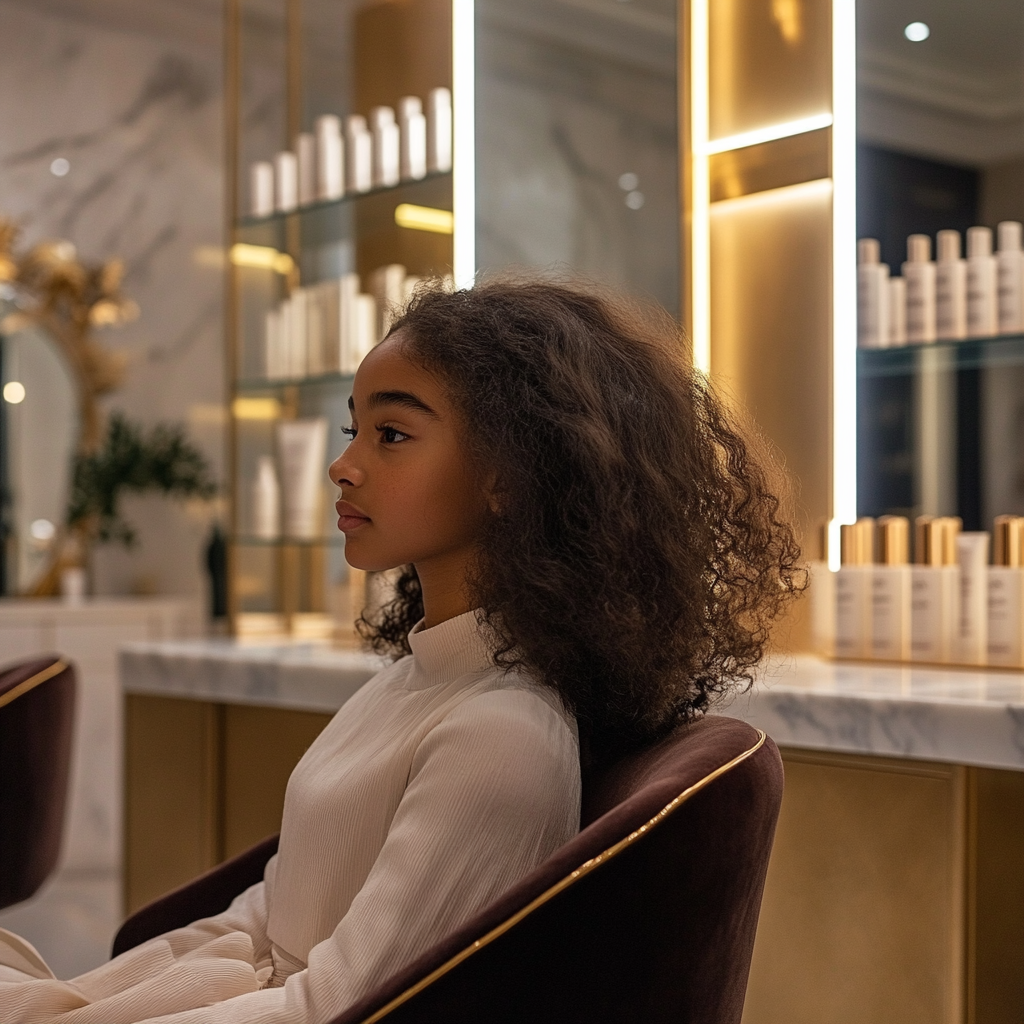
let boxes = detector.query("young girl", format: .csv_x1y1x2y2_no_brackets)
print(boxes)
0,278,802,1022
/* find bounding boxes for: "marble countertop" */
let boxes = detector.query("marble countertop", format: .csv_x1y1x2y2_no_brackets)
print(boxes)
120,641,1024,771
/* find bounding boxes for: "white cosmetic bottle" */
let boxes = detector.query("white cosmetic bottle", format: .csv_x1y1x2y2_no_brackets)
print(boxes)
903,234,937,344
888,277,908,346
911,516,959,663
967,226,998,337
273,151,298,213
345,115,373,193
314,115,344,201
252,455,281,540
987,516,1024,667
835,518,874,659
857,238,890,349
996,221,1024,335
296,133,316,207
370,107,400,188
251,161,274,218
398,96,428,181
426,87,453,173
936,229,968,340
277,418,329,540
870,515,911,661
956,531,990,665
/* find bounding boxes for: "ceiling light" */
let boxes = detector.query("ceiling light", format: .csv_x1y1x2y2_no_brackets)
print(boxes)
50,158,70,177
625,191,645,210
3,381,26,404
904,21,929,42
618,172,639,191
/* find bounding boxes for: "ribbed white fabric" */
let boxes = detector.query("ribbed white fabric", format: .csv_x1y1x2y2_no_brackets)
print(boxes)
0,610,581,1024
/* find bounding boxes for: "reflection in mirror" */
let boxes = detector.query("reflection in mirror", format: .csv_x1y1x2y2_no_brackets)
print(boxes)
475,0,679,315
0,321,78,593
856,0,1024,530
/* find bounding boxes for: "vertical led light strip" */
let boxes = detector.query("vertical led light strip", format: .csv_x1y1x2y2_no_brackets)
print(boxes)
689,0,710,374
830,0,857,567
452,0,475,289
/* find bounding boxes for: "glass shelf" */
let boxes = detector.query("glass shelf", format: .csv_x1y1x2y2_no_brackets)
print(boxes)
235,171,452,229
858,333,1024,379
236,370,355,394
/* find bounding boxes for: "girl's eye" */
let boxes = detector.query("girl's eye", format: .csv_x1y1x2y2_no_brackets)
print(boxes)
379,425,410,444
341,426,357,440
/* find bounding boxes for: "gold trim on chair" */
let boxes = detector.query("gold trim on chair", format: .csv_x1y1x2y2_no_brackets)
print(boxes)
0,660,69,711
360,729,768,1024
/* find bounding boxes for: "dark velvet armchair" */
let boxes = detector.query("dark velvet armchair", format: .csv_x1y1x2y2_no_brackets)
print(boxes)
0,655,77,911
114,715,783,1023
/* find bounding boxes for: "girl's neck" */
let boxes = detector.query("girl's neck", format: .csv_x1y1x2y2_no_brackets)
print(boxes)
415,547,478,629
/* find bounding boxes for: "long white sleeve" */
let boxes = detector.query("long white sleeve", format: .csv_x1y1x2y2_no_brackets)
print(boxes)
140,687,580,1024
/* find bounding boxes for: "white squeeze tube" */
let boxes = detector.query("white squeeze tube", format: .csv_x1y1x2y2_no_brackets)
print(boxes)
857,238,890,349
252,455,281,540
277,417,329,540
296,133,316,207
315,115,345,201
956,530,990,665
274,151,298,213
987,516,1024,667
427,87,453,173
345,116,373,193
398,96,428,181
903,234,937,344
967,226,998,337
251,161,274,218
996,220,1024,335
911,516,959,663
370,107,400,188
936,229,967,341
888,276,907,346
870,515,911,661
835,518,874,659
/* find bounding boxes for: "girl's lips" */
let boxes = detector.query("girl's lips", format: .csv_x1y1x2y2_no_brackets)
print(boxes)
336,499,370,533
337,515,370,532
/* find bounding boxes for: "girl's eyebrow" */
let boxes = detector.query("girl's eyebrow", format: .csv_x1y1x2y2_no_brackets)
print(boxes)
348,390,439,418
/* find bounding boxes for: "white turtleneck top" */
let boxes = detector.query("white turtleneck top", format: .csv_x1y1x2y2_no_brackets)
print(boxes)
0,611,581,1024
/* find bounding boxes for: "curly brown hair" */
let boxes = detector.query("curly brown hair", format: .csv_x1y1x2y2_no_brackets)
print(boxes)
358,277,804,763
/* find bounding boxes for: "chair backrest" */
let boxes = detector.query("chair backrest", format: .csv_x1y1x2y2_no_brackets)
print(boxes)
0,656,76,910
335,715,783,1024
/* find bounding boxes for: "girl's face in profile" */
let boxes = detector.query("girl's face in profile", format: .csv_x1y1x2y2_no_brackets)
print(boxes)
328,331,489,579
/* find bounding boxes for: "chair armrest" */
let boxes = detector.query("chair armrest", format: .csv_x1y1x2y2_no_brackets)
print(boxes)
112,833,280,957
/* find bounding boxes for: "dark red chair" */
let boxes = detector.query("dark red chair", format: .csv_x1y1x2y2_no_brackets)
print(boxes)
0,655,77,911
113,715,783,1023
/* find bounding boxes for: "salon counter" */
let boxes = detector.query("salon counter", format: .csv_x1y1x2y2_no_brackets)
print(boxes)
120,641,1024,770
120,643,1024,1024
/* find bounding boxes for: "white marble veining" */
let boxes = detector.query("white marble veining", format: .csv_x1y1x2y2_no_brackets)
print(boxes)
725,655,1024,772
122,642,1024,772
121,638,385,715
0,1,225,600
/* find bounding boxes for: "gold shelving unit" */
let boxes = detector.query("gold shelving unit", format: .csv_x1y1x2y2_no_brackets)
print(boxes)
223,0,458,641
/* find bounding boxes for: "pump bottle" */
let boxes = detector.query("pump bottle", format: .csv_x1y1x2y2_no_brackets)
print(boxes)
967,226,998,337
858,238,890,349
936,229,968,340
997,221,1024,334
904,234,937,343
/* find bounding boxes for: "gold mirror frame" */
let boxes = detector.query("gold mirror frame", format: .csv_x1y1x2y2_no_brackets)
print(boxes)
0,217,137,594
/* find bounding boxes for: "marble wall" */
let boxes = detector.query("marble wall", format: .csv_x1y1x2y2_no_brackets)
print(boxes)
0,0,225,601
476,0,680,316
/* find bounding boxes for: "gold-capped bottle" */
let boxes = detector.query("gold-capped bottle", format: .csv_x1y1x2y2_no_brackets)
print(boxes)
987,516,1024,667
910,516,959,663
871,516,911,661
835,518,874,659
